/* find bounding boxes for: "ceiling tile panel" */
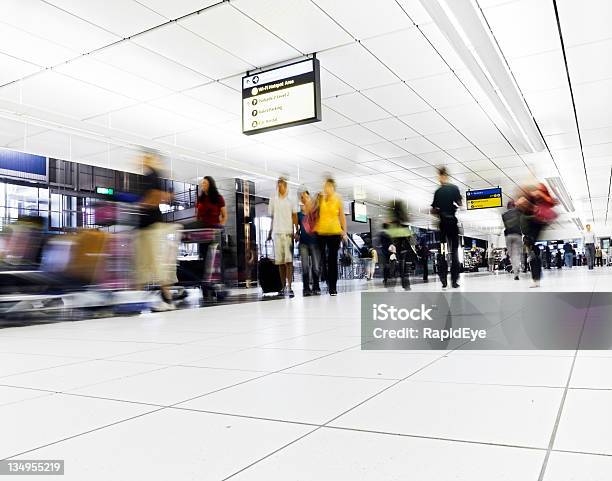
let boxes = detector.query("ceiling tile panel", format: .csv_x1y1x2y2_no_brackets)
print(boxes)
45,0,165,37
319,68,355,99
574,79,612,130
426,130,472,150
3,0,119,52
362,141,408,159
317,44,398,90
179,3,299,67
184,82,240,115
231,0,353,53
0,53,40,86
482,0,560,59
329,125,385,146
393,136,439,155
93,42,209,91
137,0,220,20
361,118,420,141
523,87,577,134
55,57,172,101
133,23,251,78
408,73,474,109
323,93,390,123
364,28,449,81
314,0,412,40
400,110,450,135
17,71,135,119
362,83,430,116
556,0,612,47
0,23,76,67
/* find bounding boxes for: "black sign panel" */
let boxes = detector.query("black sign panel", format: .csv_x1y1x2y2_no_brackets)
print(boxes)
242,58,322,135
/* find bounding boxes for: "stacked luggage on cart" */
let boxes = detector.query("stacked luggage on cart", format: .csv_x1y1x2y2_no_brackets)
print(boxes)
177,227,228,302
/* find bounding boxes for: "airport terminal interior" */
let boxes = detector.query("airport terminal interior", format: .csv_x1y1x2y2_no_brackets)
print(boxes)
1,0,612,479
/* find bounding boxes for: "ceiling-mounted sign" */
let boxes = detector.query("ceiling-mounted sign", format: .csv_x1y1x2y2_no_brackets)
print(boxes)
242,58,322,135
0,148,47,181
466,187,503,210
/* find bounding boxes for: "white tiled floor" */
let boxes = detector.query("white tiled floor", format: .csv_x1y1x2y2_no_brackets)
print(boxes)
0,267,610,480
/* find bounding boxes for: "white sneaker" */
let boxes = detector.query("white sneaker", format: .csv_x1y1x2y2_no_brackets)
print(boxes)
529,281,540,288
151,301,176,312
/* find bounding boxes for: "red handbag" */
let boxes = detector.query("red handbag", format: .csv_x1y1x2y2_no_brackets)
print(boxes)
534,204,557,223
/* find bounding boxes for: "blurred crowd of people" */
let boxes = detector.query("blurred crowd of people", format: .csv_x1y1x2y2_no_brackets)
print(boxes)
3,149,593,320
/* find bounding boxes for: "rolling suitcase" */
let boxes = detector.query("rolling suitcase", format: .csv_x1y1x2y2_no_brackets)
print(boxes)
258,242,282,294
66,229,109,284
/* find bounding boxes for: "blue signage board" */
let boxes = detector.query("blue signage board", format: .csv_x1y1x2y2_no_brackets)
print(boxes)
466,187,503,210
0,148,47,180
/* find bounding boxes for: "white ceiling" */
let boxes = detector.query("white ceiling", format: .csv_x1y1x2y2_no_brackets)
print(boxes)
0,0,611,234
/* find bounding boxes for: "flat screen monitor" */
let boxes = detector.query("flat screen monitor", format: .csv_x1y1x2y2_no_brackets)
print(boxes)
352,202,367,223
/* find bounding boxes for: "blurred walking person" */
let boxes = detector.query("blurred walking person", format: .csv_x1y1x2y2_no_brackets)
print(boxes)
596,245,603,267
544,245,552,269
268,177,298,298
431,167,462,288
487,244,496,272
297,190,320,296
367,244,378,280
583,224,597,270
418,241,429,282
135,152,176,311
516,183,558,287
313,177,346,296
502,201,523,280
563,241,574,268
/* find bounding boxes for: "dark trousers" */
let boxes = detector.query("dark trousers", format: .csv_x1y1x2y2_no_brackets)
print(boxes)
384,239,413,289
317,235,341,293
522,217,545,282
438,216,460,284
422,258,429,281
585,243,595,269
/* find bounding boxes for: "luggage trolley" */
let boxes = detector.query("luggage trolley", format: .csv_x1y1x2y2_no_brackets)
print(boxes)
178,227,228,301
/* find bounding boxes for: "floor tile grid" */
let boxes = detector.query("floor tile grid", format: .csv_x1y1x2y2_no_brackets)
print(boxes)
216,305,530,480
1,269,609,474
0,338,364,461
534,292,593,481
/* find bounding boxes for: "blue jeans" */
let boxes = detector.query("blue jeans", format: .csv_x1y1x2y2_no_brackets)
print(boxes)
299,242,320,292
564,253,574,268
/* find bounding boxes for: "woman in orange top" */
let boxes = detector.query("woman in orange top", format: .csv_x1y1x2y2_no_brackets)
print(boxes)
314,177,347,296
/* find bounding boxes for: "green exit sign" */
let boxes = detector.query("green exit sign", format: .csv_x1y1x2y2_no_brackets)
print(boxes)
96,187,114,195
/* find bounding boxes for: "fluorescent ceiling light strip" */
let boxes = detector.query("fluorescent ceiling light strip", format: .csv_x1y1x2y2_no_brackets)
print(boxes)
546,176,575,213
420,0,545,153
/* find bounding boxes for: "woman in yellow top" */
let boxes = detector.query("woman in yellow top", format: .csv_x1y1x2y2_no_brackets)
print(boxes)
314,177,347,296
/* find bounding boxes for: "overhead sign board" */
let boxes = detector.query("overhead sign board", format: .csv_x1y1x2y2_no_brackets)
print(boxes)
0,148,47,181
466,187,503,210
242,58,322,135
